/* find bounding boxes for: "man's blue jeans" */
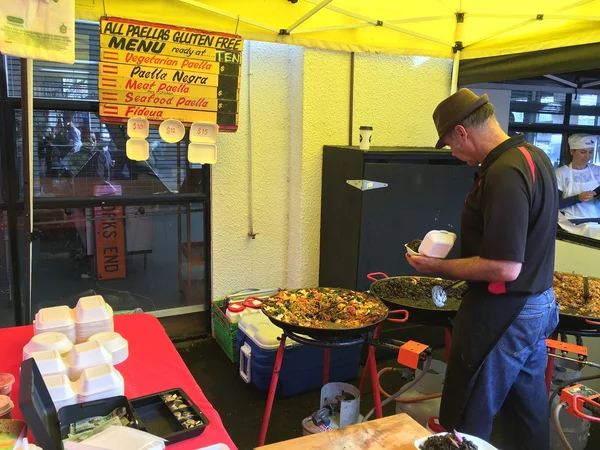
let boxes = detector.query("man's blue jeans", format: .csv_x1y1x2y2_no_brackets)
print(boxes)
459,288,559,450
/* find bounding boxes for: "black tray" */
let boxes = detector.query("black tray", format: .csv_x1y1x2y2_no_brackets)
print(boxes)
131,388,210,445
20,358,139,450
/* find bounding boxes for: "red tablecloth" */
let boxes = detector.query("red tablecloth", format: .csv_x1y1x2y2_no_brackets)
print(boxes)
0,313,237,450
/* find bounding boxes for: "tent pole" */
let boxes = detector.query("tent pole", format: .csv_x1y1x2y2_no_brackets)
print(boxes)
286,0,333,34
451,51,460,94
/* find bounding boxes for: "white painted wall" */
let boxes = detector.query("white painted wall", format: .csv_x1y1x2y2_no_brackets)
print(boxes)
212,44,453,298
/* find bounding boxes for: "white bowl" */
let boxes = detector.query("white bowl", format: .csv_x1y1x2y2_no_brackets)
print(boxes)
67,341,113,380
28,350,68,377
75,296,113,323
419,230,456,258
414,432,499,450
23,332,74,360
89,332,129,365
76,364,124,397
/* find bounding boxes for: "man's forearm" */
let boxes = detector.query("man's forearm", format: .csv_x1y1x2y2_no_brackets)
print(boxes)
431,256,522,282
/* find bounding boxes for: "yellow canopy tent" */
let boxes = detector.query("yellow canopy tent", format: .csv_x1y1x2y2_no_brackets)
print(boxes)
75,0,600,88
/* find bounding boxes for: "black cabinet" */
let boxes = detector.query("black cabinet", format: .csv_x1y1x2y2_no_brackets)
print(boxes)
319,146,475,292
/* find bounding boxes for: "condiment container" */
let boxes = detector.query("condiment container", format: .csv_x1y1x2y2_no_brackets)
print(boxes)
226,303,247,324
0,395,13,419
0,373,15,397
242,297,263,315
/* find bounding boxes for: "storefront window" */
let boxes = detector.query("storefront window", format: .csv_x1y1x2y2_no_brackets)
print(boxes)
510,91,566,125
31,204,206,315
569,94,600,127
0,211,23,328
522,132,563,168
15,110,202,198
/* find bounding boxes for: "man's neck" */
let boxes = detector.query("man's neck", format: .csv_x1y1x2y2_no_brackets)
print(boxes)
473,126,511,164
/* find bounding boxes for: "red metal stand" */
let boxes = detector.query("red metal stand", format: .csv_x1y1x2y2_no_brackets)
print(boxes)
258,334,287,447
545,332,558,394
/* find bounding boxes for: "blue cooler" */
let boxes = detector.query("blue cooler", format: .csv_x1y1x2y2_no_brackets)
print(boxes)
236,313,362,397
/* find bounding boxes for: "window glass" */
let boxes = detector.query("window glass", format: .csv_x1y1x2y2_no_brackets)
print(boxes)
510,91,566,125
31,204,206,315
509,131,563,168
0,211,24,328
570,94,600,126
15,110,203,198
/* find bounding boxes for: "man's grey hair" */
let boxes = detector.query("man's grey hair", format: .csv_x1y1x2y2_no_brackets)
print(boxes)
461,103,496,130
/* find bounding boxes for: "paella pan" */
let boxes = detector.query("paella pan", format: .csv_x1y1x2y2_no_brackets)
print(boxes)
261,287,395,338
553,272,600,330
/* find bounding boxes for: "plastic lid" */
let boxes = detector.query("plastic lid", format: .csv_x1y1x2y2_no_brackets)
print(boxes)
228,303,246,313
0,373,15,388
427,416,446,433
243,298,262,309
0,395,13,415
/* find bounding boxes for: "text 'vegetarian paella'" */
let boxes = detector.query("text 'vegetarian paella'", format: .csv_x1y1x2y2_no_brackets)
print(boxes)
262,288,388,329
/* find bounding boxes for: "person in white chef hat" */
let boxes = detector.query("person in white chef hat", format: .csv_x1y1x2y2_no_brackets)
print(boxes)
555,133,600,218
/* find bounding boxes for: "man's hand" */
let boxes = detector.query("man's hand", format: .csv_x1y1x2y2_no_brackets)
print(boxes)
405,253,441,273
579,191,596,202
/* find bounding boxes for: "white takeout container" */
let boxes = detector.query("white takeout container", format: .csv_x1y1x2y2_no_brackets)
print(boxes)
42,374,77,410
418,230,456,258
28,350,68,377
414,433,498,450
67,341,113,380
34,305,75,330
405,244,420,257
75,296,113,323
188,143,217,164
89,332,129,365
23,332,74,360
76,364,124,399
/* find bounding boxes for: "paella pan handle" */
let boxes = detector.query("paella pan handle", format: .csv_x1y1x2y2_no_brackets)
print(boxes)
585,319,600,326
387,309,410,323
367,272,389,281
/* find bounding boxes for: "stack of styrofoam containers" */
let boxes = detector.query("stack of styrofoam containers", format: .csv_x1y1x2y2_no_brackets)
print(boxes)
75,295,114,343
42,374,78,410
89,332,129,365
42,364,125,410
23,332,74,360
27,350,68,377
76,364,125,402
67,341,113,380
33,305,76,343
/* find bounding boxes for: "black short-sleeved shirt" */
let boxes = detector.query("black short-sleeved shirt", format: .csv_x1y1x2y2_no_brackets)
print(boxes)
461,134,558,295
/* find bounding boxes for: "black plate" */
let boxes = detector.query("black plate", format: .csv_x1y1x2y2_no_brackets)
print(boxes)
261,288,389,339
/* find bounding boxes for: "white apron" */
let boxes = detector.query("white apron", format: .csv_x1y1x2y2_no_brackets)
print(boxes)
561,164,600,218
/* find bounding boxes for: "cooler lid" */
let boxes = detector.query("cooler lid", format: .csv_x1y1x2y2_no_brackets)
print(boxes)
19,358,62,450
238,313,299,350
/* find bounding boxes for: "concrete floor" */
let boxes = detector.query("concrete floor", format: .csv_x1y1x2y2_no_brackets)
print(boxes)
180,338,600,450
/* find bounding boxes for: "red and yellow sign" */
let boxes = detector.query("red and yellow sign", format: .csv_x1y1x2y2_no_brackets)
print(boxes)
99,17,242,130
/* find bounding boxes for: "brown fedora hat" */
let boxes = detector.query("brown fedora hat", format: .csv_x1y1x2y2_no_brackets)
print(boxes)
432,88,489,149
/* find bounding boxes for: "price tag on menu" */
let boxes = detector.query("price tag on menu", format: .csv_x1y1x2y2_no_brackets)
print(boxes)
127,117,149,139
159,119,186,143
190,121,218,144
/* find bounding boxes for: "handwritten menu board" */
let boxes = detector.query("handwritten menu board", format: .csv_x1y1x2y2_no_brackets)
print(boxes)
99,17,242,131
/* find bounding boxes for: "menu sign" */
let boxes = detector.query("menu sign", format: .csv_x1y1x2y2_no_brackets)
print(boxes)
99,17,242,131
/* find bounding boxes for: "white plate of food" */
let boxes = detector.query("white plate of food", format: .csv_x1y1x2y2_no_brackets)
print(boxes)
414,431,498,450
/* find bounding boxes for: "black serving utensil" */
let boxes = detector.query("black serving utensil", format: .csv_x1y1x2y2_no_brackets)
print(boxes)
584,276,590,302
432,280,467,308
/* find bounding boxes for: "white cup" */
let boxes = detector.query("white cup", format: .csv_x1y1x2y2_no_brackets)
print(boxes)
359,126,373,150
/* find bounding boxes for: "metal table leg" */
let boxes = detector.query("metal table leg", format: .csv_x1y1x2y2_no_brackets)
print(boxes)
258,334,287,447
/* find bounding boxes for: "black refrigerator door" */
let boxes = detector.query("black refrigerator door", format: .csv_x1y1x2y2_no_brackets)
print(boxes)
356,162,475,291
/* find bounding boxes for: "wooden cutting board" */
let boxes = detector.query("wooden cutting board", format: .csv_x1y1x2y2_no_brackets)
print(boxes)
256,413,431,450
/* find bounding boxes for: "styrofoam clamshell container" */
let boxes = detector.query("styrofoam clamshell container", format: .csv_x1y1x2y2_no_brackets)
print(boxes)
75,364,124,399
75,295,113,323
42,374,77,410
88,332,129,365
23,332,74,360
67,341,113,380
418,230,457,259
28,350,68,377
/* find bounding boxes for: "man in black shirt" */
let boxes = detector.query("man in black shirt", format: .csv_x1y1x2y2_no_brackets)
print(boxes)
407,89,559,450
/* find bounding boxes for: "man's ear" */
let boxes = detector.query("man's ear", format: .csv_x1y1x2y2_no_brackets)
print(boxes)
454,125,467,139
